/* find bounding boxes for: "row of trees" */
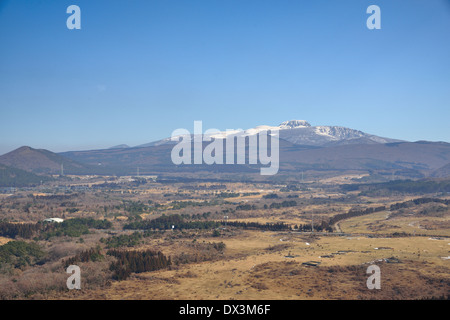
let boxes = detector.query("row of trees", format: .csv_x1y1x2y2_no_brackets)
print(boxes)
235,200,297,211
62,246,104,268
327,198,448,229
216,192,240,198
293,221,333,233
236,204,257,211
170,200,213,210
188,212,212,220
0,218,114,240
124,214,220,231
268,200,297,209
40,218,112,239
107,249,171,280
328,206,386,226
119,200,155,214
389,197,449,211
343,179,450,194
224,221,291,231
0,221,42,239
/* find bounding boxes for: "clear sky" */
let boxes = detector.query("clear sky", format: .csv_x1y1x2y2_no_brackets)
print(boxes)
1,0,449,155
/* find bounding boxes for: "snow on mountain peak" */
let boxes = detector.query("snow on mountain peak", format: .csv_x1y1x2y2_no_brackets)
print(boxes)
278,120,311,129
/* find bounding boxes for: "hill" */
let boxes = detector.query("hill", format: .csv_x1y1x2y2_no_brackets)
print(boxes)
0,146,93,175
431,162,450,178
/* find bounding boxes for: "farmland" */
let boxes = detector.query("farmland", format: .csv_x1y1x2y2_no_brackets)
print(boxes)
0,175,449,300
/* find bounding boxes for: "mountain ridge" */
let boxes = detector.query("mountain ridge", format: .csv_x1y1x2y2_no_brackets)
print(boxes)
2,121,449,180
135,120,403,149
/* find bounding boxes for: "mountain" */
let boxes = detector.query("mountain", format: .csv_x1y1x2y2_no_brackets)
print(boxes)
279,140,450,173
0,146,90,175
4,121,450,180
278,121,401,146
136,120,401,148
59,140,450,179
109,144,130,149
431,162,450,178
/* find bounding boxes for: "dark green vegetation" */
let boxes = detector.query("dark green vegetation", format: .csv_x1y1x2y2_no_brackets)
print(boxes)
342,179,450,195
224,221,291,232
40,218,112,239
236,204,257,211
389,197,450,210
0,164,52,187
269,200,297,209
107,249,171,281
329,206,386,226
294,222,333,232
124,214,220,231
0,241,45,268
120,200,159,213
0,221,42,239
100,232,143,248
63,246,104,268
0,219,112,240
169,200,217,210
216,192,240,198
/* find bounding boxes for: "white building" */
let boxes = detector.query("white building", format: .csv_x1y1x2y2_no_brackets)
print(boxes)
43,218,64,223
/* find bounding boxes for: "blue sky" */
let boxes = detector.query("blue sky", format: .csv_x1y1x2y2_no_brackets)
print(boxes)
1,0,449,154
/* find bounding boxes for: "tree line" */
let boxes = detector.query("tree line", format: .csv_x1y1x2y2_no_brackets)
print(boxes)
224,221,291,231
389,197,449,210
41,218,112,239
107,249,171,280
0,218,113,240
62,246,104,268
0,221,43,239
328,206,386,226
328,197,449,231
268,200,297,209
293,221,333,232
342,179,450,194
124,214,220,231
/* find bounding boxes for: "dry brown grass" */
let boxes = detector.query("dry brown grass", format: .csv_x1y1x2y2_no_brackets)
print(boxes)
47,230,450,300
0,236,11,246
2,181,449,300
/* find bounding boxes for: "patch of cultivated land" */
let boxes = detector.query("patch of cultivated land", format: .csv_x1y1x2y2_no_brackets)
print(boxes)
52,230,450,300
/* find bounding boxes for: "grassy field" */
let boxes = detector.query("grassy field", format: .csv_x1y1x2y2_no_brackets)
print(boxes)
51,230,450,300
1,179,449,300
339,210,450,237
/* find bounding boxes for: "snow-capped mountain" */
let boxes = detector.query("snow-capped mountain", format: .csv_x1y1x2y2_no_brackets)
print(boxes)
136,120,402,148
276,120,401,146
55,120,449,178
